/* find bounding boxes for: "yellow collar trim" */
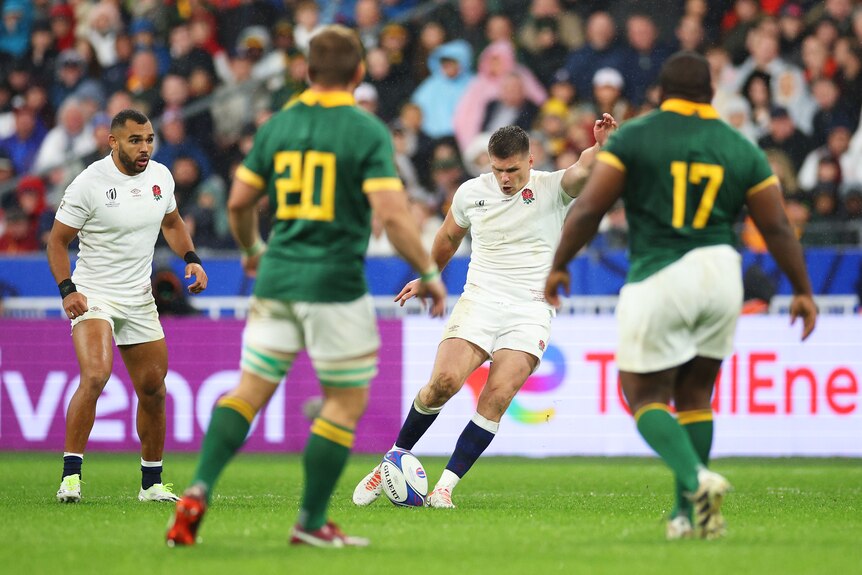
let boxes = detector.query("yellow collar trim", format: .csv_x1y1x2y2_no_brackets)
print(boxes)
297,89,355,108
660,98,719,119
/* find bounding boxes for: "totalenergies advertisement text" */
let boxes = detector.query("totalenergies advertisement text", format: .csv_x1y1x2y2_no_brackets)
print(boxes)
402,316,862,457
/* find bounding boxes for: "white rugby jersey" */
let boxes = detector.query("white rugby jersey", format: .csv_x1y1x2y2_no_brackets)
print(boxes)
55,154,177,302
451,169,572,308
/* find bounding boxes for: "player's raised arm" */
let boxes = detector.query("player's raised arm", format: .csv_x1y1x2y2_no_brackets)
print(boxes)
560,113,618,198
545,160,626,307
745,181,818,340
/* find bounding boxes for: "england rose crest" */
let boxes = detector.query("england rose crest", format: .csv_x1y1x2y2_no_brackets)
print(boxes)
152,185,162,201
521,188,534,204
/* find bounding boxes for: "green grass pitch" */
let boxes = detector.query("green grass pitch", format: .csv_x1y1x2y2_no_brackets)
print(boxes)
0,453,859,575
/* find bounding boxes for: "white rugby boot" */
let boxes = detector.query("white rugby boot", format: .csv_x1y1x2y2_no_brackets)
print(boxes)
666,515,694,540
56,474,82,503
426,487,455,508
139,483,180,502
690,469,731,539
352,464,383,506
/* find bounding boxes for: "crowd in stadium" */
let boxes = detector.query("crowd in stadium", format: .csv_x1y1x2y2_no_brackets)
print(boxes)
1,0,862,255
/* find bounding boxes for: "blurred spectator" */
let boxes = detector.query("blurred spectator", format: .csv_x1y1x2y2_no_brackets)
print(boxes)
153,110,212,182
434,0,489,59
51,49,89,109
581,67,630,121
85,2,122,68
126,50,162,114
130,18,172,75
740,70,773,138
49,4,75,53
427,140,467,218
706,45,739,116
777,3,806,65
0,102,48,175
395,102,435,190
834,40,862,115
168,22,215,78
365,47,413,124
102,32,134,95
801,35,836,83
354,82,379,116
411,39,474,140
484,14,514,46
520,10,572,88
0,207,38,253
391,121,432,209
454,41,546,151
210,47,269,148
561,11,625,100
480,73,539,135
723,0,762,65
735,27,806,109
674,14,705,54
13,175,53,248
798,124,855,191
293,1,323,55
621,14,671,106
519,0,583,56
270,52,308,111
80,111,111,166
810,78,857,148
23,18,56,87
378,23,412,80
411,20,447,85
33,97,95,174
0,0,32,58
757,106,813,171
354,0,383,51
184,175,231,249
721,94,759,143
7,57,32,99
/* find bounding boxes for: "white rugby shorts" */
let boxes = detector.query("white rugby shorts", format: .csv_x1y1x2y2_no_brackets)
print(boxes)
70,292,164,345
242,294,380,361
442,296,552,363
615,244,743,373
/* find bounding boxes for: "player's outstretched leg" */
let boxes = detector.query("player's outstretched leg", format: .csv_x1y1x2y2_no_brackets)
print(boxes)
166,396,254,546
428,412,499,508
352,395,442,506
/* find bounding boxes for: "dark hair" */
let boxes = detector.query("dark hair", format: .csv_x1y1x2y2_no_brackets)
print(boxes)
308,25,363,87
111,109,149,131
659,51,713,103
488,125,530,159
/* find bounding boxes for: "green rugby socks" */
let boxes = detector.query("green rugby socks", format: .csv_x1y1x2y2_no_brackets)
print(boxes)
634,403,701,493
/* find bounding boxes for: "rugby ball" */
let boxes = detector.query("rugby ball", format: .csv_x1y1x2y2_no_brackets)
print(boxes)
380,448,428,507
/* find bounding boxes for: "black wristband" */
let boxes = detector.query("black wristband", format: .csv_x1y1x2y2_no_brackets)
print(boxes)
183,251,202,265
58,278,77,299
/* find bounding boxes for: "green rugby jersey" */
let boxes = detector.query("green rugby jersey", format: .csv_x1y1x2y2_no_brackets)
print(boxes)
236,89,403,302
598,99,777,283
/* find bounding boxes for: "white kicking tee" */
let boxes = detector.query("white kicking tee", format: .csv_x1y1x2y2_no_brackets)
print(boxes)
55,154,177,302
450,169,572,309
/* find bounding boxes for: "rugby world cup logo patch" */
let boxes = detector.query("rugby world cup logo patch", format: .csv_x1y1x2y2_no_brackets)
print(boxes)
152,184,162,201
521,188,535,204
106,188,117,201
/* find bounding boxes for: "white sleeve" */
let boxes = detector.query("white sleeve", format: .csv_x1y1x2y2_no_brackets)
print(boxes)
164,168,178,214
54,175,91,229
450,182,471,229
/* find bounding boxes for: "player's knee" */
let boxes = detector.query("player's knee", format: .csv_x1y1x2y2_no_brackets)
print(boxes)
77,370,111,397
136,381,166,404
428,370,464,402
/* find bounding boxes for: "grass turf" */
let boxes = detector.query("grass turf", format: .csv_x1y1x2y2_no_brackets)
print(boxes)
0,453,859,575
